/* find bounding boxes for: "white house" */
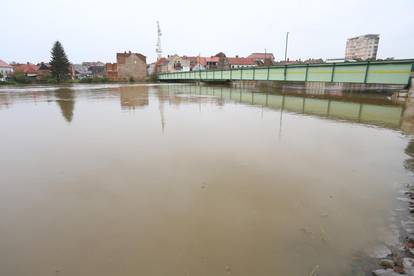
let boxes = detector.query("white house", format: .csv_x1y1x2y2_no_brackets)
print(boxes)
0,59,13,81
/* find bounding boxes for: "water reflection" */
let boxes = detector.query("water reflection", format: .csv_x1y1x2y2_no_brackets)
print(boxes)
0,93,12,109
118,86,149,110
55,88,76,123
160,85,404,129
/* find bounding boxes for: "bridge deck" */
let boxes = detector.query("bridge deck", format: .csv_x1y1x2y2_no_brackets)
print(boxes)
159,59,414,85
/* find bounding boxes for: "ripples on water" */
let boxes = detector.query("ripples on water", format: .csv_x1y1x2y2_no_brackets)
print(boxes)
0,83,413,275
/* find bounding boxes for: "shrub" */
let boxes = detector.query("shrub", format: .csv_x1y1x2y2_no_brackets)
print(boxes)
12,72,30,84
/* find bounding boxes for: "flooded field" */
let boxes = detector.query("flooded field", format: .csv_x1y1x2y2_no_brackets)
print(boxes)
0,83,413,275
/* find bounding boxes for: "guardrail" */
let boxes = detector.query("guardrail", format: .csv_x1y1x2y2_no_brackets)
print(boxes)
158,59,414,85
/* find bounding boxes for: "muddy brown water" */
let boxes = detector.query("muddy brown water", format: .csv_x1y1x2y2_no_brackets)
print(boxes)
0,83,413,276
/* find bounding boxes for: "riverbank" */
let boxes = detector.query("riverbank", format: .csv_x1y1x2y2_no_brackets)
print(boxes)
0,78,140,86
362,183,414,275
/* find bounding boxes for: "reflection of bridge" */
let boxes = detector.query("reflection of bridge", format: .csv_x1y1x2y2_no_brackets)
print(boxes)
159,59,414,86
160,85,404,129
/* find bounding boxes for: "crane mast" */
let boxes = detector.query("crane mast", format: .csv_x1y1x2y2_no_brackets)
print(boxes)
156,21,162,60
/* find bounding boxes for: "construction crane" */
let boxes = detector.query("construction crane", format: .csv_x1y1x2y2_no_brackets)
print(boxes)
156,21,162,60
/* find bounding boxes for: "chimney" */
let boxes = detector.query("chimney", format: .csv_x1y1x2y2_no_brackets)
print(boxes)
236,55,239,58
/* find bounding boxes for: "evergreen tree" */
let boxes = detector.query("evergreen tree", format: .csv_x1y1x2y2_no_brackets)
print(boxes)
50,41,70,82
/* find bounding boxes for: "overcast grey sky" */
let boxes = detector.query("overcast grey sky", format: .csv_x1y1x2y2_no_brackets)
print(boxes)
2,0,414,64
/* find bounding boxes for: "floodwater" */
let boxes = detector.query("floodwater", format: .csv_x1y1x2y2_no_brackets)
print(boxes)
0,83,413,276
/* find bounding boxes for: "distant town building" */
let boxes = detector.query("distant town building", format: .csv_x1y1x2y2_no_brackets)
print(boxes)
117,52,147,81
176,56,191,72
148,57,170,76
248,53,275,65
82,61,105,67
160,55,191,73
13,63,39,78
227,56,256,68
88,65,105,77
192,63,206,71
154,58,169,74
155,52,277,73
105,63,118,81
37,62,51,77
105,52,147,81
82,62,105,77
214,52,230,70
187,57,207,71
0,59,13,80
147,63,156,76
345,34,379,61
205,56,220,69
73,64,92,79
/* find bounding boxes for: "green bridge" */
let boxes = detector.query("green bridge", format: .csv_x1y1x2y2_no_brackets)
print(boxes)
158,59,414,86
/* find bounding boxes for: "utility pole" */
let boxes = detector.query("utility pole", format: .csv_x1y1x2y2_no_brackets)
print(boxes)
284,32,289,63
264,48,267,65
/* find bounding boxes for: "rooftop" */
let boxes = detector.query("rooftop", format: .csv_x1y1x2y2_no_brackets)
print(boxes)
14,63,39,74
0,59,12,68
206,57,219,63
248,53,275,60
348,34,380,40
227,57,256,65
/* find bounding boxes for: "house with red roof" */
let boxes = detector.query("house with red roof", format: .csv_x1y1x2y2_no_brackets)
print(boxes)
0,59,13,80
152,58,169,74
227,56,257,69
247,53,275,65
205,56,220,69
185,56,206,71
13,63,39,78
160,55,191,73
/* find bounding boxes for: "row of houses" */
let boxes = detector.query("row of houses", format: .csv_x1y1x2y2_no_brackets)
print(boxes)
0,52,147,81
0,60,54,81
0,59,105,81
3,51,323,82
0,52,148,82
148,52,276,75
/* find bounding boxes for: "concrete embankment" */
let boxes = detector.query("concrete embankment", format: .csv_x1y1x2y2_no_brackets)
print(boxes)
409,74,414,98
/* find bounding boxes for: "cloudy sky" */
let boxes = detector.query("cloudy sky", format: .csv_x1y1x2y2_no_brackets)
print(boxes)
2,0,414,64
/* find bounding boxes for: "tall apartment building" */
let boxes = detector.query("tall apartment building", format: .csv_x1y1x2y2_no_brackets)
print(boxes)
345,34,379,61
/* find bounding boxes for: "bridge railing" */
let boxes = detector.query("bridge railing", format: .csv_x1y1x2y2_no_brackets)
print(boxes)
158,59,414,85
